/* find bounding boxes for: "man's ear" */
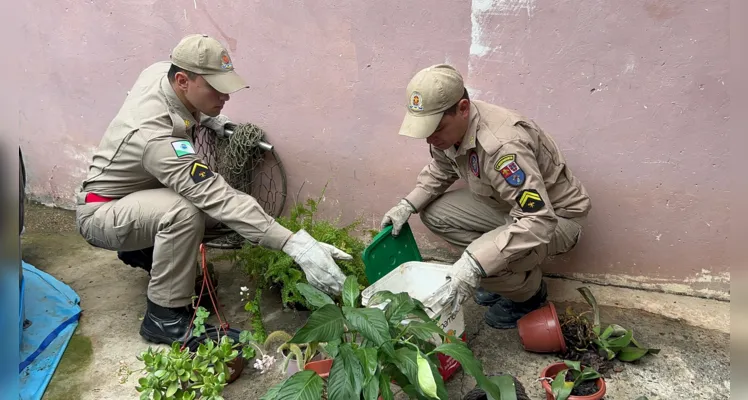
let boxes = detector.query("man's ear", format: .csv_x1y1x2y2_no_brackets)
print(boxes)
459,99,470,118
174,71,191,90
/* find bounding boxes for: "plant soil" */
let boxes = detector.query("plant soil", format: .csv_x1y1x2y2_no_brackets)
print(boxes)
558,314,616,377
564,372,599,396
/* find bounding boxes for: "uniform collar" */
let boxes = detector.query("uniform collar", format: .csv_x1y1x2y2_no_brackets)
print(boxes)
444,103,481,159
160,75,199,132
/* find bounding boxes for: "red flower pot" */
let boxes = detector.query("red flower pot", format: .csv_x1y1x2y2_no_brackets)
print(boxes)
303,358,334,378
517,302,567,354
539,362,606,400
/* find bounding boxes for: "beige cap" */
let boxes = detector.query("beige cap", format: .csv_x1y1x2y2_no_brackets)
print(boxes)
398,64,465,139
170,34,249,94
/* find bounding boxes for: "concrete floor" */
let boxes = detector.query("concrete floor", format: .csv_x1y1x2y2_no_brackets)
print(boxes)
22,202,730,400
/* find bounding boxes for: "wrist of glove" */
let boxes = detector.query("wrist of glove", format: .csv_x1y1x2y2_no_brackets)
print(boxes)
282,229,352,295
380,199,416,236
439,252,484,315
202,114,231,136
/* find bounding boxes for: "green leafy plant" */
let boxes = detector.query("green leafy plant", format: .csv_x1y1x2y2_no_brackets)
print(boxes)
125,307,275,399
229,186,373,311
576,287,661,362
548,360,601,400
261,275,513,400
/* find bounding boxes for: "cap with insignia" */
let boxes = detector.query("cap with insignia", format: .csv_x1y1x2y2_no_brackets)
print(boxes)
170,34,249,94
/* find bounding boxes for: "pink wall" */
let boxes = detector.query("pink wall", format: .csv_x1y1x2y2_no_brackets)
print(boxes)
7,0,730,299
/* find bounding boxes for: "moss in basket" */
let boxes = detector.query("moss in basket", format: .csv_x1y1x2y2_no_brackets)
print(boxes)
227,186,375,311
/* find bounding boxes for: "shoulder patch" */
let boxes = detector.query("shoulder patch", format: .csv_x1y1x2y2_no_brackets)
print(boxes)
515,189,545,213
189,161,214,184
172,140,196,157
495,154,526,187
469,150,480,177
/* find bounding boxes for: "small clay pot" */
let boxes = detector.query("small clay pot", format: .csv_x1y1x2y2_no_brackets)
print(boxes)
226,356,245,383
303,358,334,378
517,302,567,354
539,362,606,400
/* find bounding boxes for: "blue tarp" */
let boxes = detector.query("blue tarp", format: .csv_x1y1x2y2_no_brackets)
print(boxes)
19,261,82,400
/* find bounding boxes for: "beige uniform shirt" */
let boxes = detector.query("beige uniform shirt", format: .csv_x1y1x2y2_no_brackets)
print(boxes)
405,100,591,275
78,61,292,250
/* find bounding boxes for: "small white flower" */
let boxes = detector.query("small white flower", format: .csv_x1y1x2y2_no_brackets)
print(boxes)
253,354,276,374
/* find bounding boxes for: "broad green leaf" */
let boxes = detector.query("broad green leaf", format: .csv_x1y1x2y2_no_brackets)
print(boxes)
355,347,378,379
563,360,581,371
406,321,445,342
430,343,500,400
154,390,162,400
391,347,422,394
386,293,418,323
295,283,334,309
600,325,614,340
327,344,364,400
607,328,634,349
367,290,399,308
323,338,342,358
260,380,284,400
289,304,346,344
343,306,390,347
416,351,439,399
580,368,602,381
273,370,324,400
166,382,178,398
631,337,661,354
617,345,652,362
343,276,360,308
551,371,573,400
487,375,518,400
576,286,600,328
379,371,395,400
362,371,380,400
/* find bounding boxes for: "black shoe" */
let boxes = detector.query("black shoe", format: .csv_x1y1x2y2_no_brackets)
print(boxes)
140,298,203,345
118,247,154,275
474,287,511,307
484,280,548,329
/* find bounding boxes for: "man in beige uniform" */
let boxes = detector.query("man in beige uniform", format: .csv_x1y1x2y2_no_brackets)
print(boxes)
381,64,591,329
76,34,352,344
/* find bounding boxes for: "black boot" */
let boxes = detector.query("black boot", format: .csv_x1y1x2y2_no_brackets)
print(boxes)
140,298,201,345
484,280,548,329
118,247,155,275
474,287,511,307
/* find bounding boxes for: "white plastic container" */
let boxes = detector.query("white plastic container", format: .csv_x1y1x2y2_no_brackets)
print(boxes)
361,261,465,340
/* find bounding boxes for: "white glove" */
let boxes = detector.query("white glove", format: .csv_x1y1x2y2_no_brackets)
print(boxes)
201,114,231,137
439,252,484,315
380,199,415,236
282,229,352,295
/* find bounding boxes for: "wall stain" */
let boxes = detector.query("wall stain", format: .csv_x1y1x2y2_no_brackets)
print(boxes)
643,0,682,21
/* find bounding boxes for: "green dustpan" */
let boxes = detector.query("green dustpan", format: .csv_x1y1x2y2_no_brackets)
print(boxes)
362,222,423,284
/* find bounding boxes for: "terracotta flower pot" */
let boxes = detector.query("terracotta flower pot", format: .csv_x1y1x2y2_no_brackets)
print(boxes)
226,357,245,384
303,358,334,378
517,302,567,354
539,362,606,400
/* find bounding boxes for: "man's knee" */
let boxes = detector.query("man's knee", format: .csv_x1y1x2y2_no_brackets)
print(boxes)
165,198,206,231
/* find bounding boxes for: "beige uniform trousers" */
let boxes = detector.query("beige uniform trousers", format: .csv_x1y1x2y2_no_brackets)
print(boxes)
75,188,233,308
419,188,584,302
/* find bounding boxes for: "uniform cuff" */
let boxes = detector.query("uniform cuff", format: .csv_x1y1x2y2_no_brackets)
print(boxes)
404,187,434,213
466,235,506,276
259,221,294,250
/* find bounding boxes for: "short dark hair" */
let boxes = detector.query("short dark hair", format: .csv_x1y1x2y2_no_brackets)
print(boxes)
167,63,198,82
443,88,470,115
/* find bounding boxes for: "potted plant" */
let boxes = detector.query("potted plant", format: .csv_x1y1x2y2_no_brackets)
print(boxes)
260,276,513,400
518,287,660,365
539,360,605,400
124,306,275,399
225,187,373,321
